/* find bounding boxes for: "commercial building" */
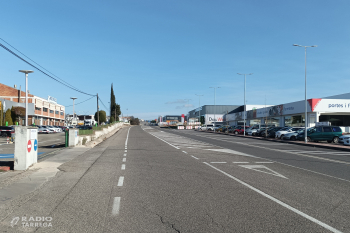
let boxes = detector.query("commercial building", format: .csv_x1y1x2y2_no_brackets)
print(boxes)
187,105,268,125
225,97,350,128
0,83,65,126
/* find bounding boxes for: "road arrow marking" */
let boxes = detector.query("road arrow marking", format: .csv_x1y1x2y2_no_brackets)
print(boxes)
239,165,287,179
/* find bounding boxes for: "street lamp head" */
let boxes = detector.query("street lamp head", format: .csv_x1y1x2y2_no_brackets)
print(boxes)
19,70,34,74
293,44,300,47
70,97,77,100
311,45,318,47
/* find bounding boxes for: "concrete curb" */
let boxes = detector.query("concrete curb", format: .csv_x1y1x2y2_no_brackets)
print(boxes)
196,130,350,152
83,125,125,148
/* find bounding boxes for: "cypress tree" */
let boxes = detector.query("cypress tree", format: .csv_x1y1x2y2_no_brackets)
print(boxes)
4,109,13,126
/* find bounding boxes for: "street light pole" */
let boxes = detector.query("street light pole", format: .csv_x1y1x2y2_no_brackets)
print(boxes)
209,87,220,132
237,73,253,136
293,44,317,143
70,97,77,126
195,94,203,124
19,70,34,126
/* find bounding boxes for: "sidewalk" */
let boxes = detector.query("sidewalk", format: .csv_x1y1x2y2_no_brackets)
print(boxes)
0,147,89,202
199,130,350,151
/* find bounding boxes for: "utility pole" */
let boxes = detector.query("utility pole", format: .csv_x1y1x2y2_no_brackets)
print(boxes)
115,109,116,123
97,93,99,125
195,94,203,124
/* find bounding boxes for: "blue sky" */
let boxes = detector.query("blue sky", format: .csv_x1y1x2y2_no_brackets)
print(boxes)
1,0,350,120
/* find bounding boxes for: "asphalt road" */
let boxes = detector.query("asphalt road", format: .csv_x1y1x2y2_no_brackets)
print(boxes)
0,133,65,162
1,126,349,232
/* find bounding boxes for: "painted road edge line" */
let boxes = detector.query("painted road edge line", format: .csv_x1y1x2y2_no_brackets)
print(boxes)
125,127,131,146
112,197,121,215
148,132,180,149
203,162,342,233
117,176,124,186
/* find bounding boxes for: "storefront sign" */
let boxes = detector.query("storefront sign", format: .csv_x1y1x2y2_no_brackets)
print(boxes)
48,96,57,104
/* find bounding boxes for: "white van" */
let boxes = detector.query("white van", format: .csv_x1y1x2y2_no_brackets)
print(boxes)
200,124,214,131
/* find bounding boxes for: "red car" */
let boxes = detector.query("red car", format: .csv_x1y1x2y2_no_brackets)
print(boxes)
238,126,250,134
229,126,249,135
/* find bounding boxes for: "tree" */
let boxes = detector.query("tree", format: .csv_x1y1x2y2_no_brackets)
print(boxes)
95,110,106,123
110,116,115,123
129,116,140,125
4,109,13,126
110,84,121,121
0,100,3,126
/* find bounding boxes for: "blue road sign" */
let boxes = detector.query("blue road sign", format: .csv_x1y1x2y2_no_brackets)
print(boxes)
34,139,38,151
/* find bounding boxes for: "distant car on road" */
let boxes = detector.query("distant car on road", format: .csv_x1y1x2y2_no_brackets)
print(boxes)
38,127,51,134
0,126,15,137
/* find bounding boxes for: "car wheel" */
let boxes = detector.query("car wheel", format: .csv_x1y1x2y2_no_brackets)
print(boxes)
307,137,311,142
333,137,339,143
234,131,238,135
280,134,284,139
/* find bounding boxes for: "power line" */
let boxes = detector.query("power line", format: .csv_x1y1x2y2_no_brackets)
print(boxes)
65,96,95,107
0,40,96,97
98,97,109,111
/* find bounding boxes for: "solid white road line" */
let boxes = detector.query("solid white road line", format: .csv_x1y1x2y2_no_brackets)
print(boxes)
121,164,125,170
191,155,199,160
204,162,342,233
112,197,121,215
123,158,126,162
117,176,124,186
125,127,131,146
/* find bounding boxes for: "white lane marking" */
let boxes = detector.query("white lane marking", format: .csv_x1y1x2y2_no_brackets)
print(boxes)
210,162,227,164
232,162,249,164
204,162,342,233
123,154,127,157
117,176,124,186
239,165,287,179
206,149,258,158
122,158,126,162
112,197,121,215
124,150,127,152
191,155,199,160
121,164,125,170
182,151,187,154
255,162,274,164
148,132,180,149
125,127,131,146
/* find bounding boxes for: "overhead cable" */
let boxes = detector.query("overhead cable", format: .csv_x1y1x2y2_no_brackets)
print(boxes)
65,96,96,107
0,40,96,97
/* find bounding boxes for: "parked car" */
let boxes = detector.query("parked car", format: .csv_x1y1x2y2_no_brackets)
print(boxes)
339,134,350,143
297,126,343,143
275,127,304,139
0,126,15,137
38,127,51,134
238,126,251,135
217,125,230,132
200,124,214,131
265,127,284,138
282,129,305,140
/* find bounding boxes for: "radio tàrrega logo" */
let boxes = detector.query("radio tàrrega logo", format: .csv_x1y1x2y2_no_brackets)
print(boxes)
10,217,19,227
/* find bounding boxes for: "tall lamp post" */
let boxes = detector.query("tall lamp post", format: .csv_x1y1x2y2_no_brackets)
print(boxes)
70,97,77,126
209,87,220,132
19,70,34,126
293,44,317,143
195,94,203,124
237,73,253,136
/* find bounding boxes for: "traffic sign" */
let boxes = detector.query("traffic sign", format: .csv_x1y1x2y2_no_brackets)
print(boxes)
34,139,38,151
27,140,32,153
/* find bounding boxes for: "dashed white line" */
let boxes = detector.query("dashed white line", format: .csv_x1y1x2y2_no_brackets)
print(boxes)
148,132,180,149
123,154,127,157
112,197,121,215
182,151,187,154
232,162,249,164
204,162,342,233
255,162,274,164
210,162,227,164
117,176,124,186
191,155,199,160
124,150,127,153
121,164,125,170
122,158,126,162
